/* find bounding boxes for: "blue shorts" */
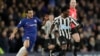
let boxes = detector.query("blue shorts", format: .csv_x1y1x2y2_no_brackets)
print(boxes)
22,35,37,52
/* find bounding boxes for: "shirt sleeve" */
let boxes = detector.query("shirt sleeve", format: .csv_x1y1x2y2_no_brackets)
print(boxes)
53,17,58,25
17,19,25,28
70,17,79,26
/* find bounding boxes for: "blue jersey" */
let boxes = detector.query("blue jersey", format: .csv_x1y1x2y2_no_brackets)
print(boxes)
17,17,41,52
17,17,41,36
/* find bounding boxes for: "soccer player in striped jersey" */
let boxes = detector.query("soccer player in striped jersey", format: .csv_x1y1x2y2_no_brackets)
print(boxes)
9,9,41,56
50,5,79,56
70,0,81,56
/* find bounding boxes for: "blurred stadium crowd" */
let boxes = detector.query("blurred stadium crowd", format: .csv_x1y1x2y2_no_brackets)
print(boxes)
0,0,100,54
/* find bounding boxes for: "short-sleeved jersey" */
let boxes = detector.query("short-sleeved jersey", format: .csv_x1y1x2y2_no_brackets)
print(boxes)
53,16,79,39
17,17,41,36
69,7,77,19
69,7,78,28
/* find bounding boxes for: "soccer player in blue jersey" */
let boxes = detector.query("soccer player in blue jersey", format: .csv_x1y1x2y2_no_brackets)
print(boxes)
9,9,41,56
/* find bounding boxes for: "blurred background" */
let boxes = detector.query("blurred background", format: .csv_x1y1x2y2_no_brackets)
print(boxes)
0,0,100,55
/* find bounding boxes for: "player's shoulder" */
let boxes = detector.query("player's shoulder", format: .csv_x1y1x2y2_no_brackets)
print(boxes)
67,16,75,21
20,18,27,22
33,16,39,19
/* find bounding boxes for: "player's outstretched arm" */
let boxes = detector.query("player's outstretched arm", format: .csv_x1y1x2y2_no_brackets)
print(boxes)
9,27,18,40
9,19,24,40
70,0,77,8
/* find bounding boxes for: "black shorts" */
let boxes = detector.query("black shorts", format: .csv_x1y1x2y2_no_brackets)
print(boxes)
71,27,78,35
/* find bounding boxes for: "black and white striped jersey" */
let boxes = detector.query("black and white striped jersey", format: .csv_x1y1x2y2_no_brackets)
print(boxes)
53,16,79,39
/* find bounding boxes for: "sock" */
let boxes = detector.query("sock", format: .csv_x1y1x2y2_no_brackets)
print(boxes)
74,42,80,51
74,42,80,56
16,46,27,56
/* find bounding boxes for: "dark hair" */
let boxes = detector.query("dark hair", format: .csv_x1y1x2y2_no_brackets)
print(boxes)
61,5,70,13
25,9,33,13
54,30,59,33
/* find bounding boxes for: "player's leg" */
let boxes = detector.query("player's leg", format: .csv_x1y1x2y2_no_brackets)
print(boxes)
71,28,80,56
45,38,55,56
59,44,67,56
58,36,67,56
58,44,67,56
71,27,80,47
72,33,80,42
72,32,80,50
16,39,29,56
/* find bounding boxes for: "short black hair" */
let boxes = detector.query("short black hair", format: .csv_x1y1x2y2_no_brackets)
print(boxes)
26,9,33,13
61,5,70,13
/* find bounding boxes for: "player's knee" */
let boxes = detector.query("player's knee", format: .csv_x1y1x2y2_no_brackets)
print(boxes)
23,40,30,48
72,33,80,42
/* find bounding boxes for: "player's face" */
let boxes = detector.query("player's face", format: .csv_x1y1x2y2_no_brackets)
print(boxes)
70,2,76,8
27,10,34,18
64,9,69,17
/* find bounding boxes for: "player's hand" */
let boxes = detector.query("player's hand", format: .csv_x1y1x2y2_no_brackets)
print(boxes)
9,33,15,40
